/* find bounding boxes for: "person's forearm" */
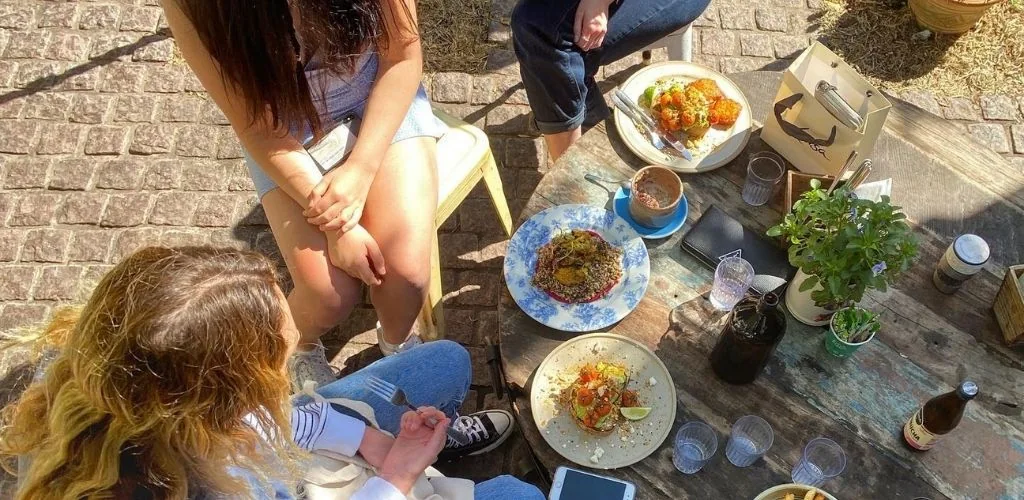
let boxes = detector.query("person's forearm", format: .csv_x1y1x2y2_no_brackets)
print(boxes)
344,49,423,177
237,126,323,209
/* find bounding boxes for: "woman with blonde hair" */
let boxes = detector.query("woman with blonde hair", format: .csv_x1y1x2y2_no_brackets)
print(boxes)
0,247,538,499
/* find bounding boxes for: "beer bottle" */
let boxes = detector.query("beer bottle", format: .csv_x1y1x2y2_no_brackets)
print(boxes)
903,381,978,451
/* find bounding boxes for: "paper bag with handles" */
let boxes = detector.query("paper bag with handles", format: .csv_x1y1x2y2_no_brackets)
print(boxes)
761,42,891,177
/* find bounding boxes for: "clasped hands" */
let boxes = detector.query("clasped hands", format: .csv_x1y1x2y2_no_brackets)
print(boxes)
302,163,384,286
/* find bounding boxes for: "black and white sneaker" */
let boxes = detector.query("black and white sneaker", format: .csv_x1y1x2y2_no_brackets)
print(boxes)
437,409,514,462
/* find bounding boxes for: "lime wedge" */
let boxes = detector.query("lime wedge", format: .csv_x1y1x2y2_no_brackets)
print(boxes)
619,407,651,421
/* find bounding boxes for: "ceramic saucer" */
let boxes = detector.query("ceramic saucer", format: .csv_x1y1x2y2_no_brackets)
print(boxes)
612,186,688,239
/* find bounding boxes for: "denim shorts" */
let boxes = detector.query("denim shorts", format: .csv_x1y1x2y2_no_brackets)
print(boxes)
245,53,446,199
511,0,710,133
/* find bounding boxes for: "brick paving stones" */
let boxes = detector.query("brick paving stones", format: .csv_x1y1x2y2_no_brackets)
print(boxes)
0,0,1022,492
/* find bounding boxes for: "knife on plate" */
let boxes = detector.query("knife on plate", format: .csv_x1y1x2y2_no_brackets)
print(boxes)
613,89,693,161
611,93,665,148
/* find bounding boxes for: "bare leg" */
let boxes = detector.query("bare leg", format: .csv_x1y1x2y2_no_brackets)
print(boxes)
544,127,582,162
361,136,439,345
262,189,363,348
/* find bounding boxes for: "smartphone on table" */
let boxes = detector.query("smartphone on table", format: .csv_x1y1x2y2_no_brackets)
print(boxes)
549,466,636,500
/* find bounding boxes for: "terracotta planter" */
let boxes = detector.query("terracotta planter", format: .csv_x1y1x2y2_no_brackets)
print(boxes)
784,270,838,326
628,165,683,228
825,309,876,358
909,0,1004,35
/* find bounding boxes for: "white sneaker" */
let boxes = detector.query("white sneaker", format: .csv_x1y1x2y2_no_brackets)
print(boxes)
286,341,336,393
376,321,422,356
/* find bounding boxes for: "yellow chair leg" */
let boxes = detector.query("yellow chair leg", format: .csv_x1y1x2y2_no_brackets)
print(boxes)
418,297,438,341
481,152,514,237
419,231,445,341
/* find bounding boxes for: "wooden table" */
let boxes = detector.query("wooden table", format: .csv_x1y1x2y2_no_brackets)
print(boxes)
499,71,1024,499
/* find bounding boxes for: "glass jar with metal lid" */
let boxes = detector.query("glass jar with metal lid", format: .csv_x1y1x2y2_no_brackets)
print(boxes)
932,234,990,294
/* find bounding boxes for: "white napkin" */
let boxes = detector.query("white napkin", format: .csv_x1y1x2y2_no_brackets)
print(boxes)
853,179,893,202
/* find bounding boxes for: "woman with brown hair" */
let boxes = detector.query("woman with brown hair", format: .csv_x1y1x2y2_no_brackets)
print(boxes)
0,247,536,499
160,0,443,389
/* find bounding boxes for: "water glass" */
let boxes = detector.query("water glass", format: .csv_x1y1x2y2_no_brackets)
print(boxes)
673,421,718,474
709,256,755,311
725,415,774,467
791,437,846,487
742,152,785,206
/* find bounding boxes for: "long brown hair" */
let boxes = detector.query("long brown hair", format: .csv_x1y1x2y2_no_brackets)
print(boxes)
0,247,298,499
174,0,415,140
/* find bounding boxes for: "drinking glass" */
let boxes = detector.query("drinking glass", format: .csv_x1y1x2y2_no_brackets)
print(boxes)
725,415,774,467
742,152,785,206
673,421,718,474
791,437,846,487
709,256,755,311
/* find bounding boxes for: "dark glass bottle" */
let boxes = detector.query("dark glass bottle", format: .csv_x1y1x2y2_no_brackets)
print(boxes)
709,292,787,384
903,380,978,451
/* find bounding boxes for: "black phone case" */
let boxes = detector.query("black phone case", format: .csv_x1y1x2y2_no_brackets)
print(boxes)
680,205,796,281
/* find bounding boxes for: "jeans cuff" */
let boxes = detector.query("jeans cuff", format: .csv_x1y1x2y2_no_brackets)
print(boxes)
534,107,587,135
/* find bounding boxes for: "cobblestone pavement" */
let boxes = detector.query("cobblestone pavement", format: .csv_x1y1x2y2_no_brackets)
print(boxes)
1,0,1022,489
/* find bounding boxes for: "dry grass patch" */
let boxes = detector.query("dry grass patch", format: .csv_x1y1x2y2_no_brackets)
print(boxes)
419,0,498,73
818,0,1024,96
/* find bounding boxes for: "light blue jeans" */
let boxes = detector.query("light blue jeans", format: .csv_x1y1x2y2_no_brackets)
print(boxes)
299,340,545,500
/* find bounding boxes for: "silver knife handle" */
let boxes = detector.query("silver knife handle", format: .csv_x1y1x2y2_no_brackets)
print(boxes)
815,81,863,131
613,89,691,160
612,93,655,133
848,159,872,189
614,90,655,126
611,95,643,126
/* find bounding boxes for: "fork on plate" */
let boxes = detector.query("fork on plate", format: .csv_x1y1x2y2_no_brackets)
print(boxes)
612,89,693,161
365,375,472,445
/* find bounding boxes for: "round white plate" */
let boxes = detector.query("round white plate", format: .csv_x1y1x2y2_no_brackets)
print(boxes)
614,61,752,173
530,333,677,469
504,204,649,332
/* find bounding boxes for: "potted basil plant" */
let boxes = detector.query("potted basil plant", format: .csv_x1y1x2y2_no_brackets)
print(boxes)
767,180,918,325
825,306,880,358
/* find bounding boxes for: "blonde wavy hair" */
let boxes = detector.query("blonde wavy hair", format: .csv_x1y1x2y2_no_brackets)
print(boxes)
0,246,300,499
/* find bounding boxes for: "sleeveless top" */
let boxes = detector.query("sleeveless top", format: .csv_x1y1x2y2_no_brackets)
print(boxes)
285,0,378,126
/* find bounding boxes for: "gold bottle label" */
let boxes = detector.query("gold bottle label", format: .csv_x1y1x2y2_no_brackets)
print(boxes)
904,408,940,450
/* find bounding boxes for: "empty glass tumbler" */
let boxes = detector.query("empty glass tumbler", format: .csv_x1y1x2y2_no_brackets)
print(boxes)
725,415,774,467
709,256,755,311
673,421,718,474
791,437,847,487
742,152,785,206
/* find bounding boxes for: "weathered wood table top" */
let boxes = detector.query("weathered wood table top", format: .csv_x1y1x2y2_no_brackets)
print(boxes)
499,71,1024,499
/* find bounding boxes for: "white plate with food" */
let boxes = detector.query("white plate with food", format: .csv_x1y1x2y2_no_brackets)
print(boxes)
614,61,752,173
530,332,676,469
754,484,838,500
504,204,649,332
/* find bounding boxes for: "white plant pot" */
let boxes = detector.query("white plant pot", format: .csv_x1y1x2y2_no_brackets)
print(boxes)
785,270,837,326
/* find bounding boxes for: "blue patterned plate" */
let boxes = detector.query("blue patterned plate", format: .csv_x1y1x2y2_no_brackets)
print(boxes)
504,204,650,332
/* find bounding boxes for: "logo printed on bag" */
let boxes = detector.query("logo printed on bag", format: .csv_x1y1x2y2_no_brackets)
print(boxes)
774,93,836,159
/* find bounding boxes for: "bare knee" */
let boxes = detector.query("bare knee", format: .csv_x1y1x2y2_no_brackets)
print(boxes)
289,279,360,333
381,256,430,297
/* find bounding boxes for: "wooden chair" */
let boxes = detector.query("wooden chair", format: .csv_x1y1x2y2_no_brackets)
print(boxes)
417,110,513,340
641,24,694,63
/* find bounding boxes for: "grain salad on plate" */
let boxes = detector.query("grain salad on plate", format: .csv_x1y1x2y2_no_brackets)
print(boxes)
532,229,623,303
